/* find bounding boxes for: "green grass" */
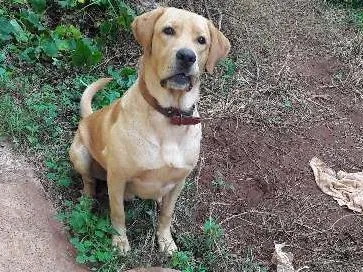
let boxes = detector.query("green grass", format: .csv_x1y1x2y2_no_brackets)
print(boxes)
0,1,268,271
211,170,235,191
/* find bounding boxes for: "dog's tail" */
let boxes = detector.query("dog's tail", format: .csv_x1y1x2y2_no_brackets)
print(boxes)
80,78,112,118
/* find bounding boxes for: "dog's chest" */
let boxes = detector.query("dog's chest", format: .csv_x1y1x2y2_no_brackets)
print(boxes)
124,127,201,200
143,134,200,170
160,139,194,168
112,120,201,172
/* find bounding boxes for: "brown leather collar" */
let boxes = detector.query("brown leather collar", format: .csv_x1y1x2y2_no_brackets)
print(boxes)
138,77,201,126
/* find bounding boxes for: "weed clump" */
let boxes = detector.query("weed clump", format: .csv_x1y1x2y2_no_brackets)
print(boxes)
171,217,267,272
57,197,120,271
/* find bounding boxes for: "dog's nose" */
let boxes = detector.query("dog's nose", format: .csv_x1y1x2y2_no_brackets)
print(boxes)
176,48,196,67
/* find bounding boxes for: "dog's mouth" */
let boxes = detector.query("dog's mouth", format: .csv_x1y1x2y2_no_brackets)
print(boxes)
160,73,194,92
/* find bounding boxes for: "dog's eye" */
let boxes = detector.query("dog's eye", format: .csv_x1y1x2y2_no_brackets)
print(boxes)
197,36,206,45
163,27,175,36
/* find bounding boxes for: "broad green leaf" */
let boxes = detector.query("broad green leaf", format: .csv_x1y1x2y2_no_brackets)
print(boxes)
40,37,58,57
54,24,81,39
0,67,7,79
9,19,29,43
107,66,136,90
69,212,88,233
96,218,109,231
120,67,137,77
29,0,46,13
19,47,40,62
0,52,5,63
54,38,72,51
95,250,112,262
115,2,135,30
20,10,45,30
71,38,102,67
0,18,14,41
12,0,27,4
57,0,78,8
99,20,117,38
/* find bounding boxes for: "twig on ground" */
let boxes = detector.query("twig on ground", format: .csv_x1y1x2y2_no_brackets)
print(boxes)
217,9,223,30
194,155,205,194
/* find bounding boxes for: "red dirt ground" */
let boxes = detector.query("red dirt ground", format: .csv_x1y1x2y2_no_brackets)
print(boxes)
198,113,363,270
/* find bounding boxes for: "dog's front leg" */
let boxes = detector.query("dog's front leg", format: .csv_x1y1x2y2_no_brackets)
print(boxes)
107,171,130,254
157,179,185,255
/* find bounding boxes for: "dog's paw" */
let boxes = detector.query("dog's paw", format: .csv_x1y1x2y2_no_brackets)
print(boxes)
112,235,131,254
157,231,178,256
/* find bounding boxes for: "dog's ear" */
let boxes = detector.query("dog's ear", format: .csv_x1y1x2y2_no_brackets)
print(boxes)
131,8,165,52
205,22,231,74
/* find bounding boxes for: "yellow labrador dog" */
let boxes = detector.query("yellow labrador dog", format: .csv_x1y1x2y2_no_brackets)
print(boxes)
69,7,230,255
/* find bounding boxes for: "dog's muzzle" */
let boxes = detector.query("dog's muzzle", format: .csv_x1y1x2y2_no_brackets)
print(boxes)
160,48,198,91
160,73,193,91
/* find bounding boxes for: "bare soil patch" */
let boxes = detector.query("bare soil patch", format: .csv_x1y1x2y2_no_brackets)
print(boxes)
199,116,363,271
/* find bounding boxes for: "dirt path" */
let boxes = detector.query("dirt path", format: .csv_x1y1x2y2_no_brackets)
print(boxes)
0,141,87,272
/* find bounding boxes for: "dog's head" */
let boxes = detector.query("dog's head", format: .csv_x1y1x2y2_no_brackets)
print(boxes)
132,7,230,92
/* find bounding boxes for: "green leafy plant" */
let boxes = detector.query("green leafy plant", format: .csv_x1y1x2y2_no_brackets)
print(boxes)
170,251,206,272
20,9,45,31
92,66,137,109
172,217,267,272
211,170,235,191
57,0,82,9
58,196,119,267
0,6,102,66
72,38,102,66
0,17,31,43
45,158,72,187
0,52,8,79
58,0,136,31
98,1,135,42
108,66,137,89
29,0,47,13
0,18,15,42
113,1,135,30
54,24,82,39
0,0,136,66
220,57,236,79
